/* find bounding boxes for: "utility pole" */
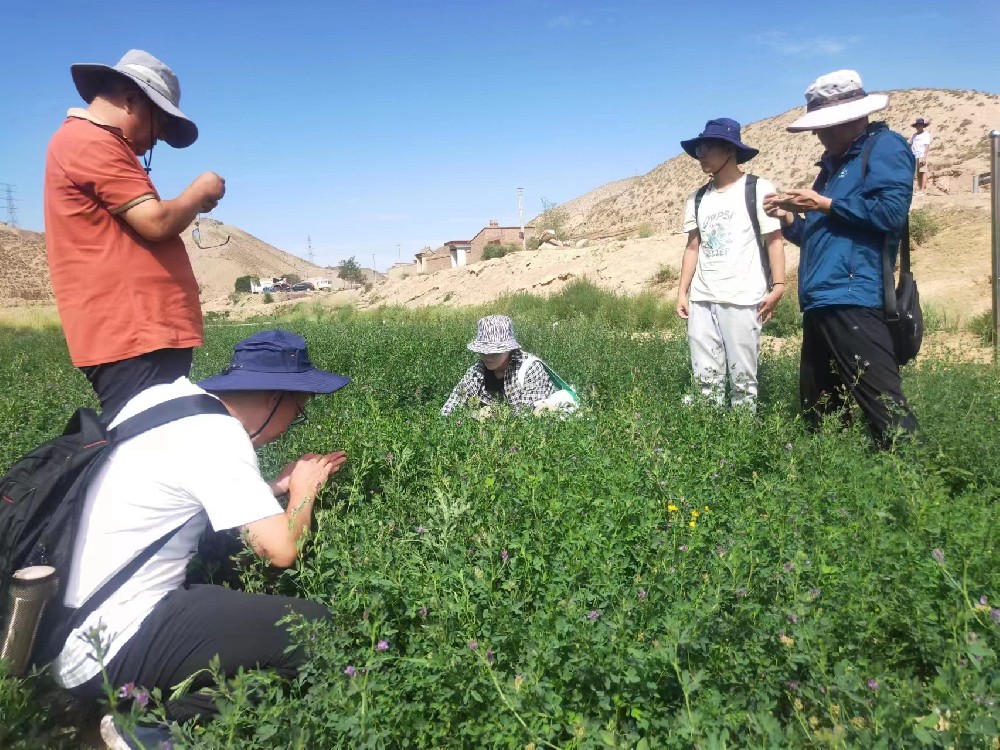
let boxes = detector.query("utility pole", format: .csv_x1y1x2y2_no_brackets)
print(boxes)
307,235,315,265
990,130,1000,364
517,187,526,252
396,243,401,260
372,253,377,274
0,184,18,228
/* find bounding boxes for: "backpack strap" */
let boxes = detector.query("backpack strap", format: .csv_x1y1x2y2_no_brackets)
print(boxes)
110,394,230,443
743,174,772,287
693,183,710,228
66,394,234,632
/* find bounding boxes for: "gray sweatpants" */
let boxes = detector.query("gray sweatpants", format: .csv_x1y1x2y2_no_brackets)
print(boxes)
687,300,761,409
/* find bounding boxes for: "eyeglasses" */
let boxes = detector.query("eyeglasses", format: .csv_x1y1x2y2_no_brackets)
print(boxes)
192,218,231,249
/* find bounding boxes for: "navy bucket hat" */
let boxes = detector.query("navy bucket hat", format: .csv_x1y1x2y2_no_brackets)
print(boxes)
680,118,759,164
198,330,351,394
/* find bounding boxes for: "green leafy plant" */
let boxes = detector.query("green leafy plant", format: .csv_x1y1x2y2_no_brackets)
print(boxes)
909,208,941,246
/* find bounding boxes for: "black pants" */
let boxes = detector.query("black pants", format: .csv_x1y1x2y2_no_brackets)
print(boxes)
71,585,330,723
800,305,919,449
79,348,194,420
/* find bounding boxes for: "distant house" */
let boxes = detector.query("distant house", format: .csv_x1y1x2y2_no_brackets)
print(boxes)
386,260,417,280
444,240,472,267
469,220,536,263
415,246,452,274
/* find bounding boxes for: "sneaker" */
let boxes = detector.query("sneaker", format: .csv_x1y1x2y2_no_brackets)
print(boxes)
100,714,173,750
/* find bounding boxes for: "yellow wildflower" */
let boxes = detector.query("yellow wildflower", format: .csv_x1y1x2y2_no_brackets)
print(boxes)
689,520,697,528
691,510,700,518
793,699,804,712
779,633,795,648
667,504,679,512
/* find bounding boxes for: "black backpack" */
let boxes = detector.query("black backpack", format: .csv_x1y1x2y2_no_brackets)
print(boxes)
0,394,231,670
694,173,773,287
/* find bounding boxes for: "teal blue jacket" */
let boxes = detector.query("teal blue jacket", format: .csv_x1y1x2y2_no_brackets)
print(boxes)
783,122,915,311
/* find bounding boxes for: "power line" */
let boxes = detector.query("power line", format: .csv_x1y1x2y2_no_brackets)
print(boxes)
0,183,18,228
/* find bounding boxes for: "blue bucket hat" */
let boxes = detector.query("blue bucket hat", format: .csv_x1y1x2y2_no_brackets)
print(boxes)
680,118,759,164
198,330,351,394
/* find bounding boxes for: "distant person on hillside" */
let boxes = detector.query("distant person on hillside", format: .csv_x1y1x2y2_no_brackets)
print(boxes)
44,49,227,418
909,117,933,193
441,315,578,416
675,118,786,410
763,70,918,449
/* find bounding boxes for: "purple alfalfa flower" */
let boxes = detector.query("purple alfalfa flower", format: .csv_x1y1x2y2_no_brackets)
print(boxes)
991,609,1000,626
788,614,799,624
417,526,428,534
456,418,463,426
344,665,356,677
867,678,880,692
808,587,821,600
509,446,519,454
787,680,800,691
418,606,429,620
679,545,688,552
134,690,150,709
468,640,478,650
638,589,648,601
501,548,510,564
118,682,135,699
783,561,795,572
932,548,945,564
735,587,748,598
785,442,793,452
376,640,389,652
587,609,602,621
979,594,988,606
385,451,394,463
486,649,495,664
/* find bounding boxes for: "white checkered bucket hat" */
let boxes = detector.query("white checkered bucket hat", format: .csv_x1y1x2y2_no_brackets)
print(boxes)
468,315,520,354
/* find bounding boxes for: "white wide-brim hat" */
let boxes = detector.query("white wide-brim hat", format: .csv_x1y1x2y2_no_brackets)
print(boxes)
787,69,888,133
467,315,521,354
71,49,198,148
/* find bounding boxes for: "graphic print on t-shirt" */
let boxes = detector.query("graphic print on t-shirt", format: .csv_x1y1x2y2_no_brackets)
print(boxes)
700,209,736,259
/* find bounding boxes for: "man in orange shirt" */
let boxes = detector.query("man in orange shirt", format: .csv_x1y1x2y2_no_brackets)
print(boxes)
44,49,226,418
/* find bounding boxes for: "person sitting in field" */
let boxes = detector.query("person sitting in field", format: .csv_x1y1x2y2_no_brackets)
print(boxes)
441,315,577,416
51,330,349,749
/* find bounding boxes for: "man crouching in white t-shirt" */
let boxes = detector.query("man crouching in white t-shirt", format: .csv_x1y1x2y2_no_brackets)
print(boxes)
675,118,786,409
53,329,350,749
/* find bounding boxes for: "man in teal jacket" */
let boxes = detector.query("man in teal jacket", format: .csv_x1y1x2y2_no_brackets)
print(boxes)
764,70,918,449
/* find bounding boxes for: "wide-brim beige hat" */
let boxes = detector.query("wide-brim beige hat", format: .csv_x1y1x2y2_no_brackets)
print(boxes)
787,70,888,132
71,49,198,148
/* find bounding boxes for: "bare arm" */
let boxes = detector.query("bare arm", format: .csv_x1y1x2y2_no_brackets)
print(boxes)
120,172,226,243
757,230,786,323
675,229,700,319
241,451,345,568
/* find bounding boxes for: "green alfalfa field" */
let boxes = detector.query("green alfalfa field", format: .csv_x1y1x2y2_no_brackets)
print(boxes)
1,285,998,749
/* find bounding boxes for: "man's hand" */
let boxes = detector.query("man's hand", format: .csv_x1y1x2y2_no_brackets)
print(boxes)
676,291,690,320
762,193,797,225
191,172,226,213
757,286,785,323
772,189,832,215
285,451,347,503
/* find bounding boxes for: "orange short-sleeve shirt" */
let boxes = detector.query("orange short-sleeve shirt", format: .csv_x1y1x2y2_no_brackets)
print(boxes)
43,113,203,367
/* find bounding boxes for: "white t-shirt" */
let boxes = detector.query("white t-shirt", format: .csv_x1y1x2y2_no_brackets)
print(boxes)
683,175,782,305
910,131,932,159
52,378,284,688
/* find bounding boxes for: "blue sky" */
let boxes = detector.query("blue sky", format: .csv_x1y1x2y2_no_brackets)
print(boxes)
2,0,998,270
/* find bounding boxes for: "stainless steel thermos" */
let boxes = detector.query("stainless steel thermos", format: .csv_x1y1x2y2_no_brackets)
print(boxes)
1,566,59,676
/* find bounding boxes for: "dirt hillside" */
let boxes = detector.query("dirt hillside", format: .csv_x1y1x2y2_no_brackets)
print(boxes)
0,219,332,305
551,88,1000,238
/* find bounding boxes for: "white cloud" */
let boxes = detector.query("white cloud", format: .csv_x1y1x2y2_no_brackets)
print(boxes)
751,31,859,57
547,13,592,29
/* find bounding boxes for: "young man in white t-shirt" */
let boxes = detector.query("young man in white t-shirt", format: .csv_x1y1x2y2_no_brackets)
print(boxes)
676,118,786,409
910,117,932,193
54,330,350,749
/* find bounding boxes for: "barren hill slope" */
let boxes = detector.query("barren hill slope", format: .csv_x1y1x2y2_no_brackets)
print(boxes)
0,218,328,305
557,88,1000,238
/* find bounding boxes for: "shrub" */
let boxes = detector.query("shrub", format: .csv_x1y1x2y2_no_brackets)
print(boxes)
965,310,995,346
650,265,678,286
637,222,655,239
262,292,274,304
234,275,260,294
537,198,570,240
909,208,940,246
482,243,520,261
285,273,302,286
